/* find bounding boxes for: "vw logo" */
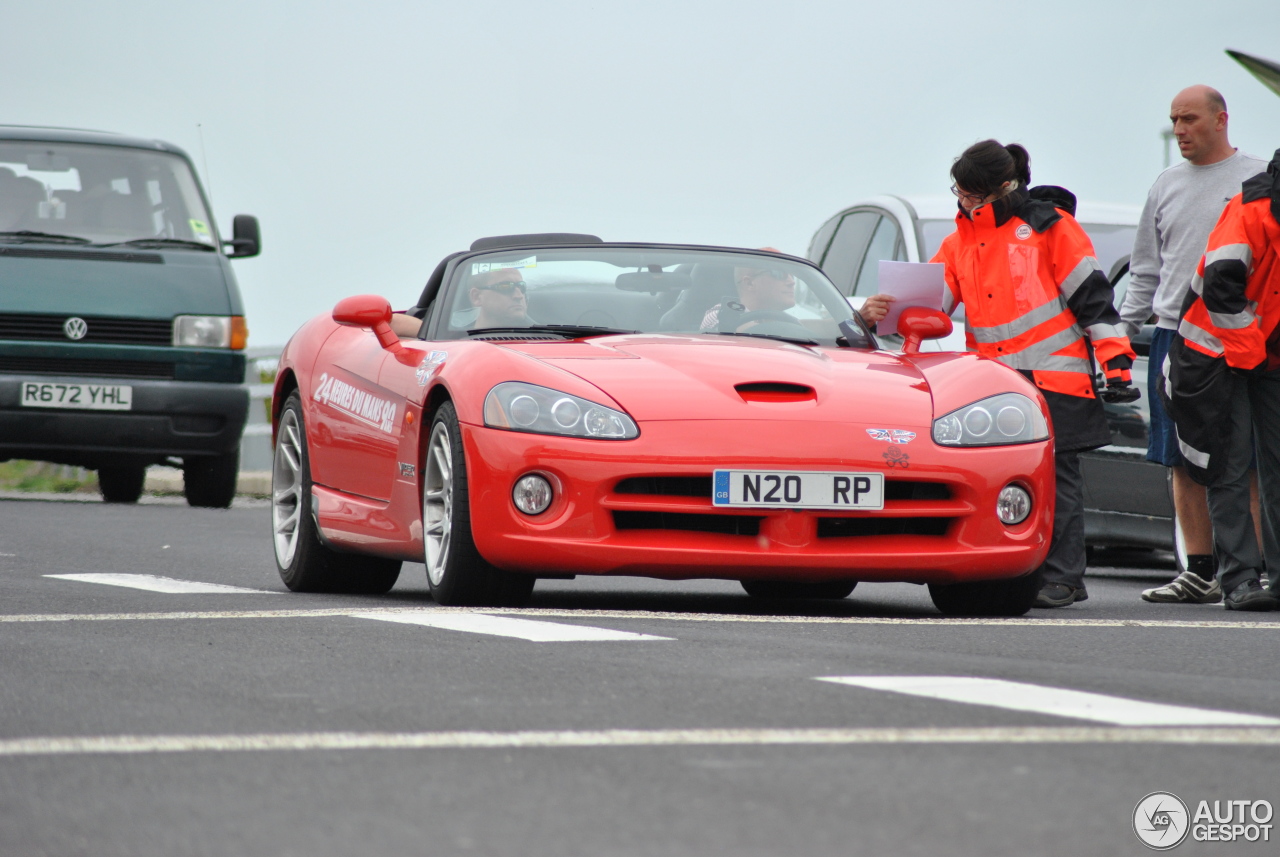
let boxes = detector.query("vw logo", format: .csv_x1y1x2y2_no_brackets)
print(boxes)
63,317,88,340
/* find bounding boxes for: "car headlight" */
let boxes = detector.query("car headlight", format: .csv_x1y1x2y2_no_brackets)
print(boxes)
173,315,248,349
484,382,638,439
932,393,1049,447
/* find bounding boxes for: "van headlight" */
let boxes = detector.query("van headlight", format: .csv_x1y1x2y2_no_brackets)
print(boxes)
173,315,248,349
484,382,638,439
932,393,1048,446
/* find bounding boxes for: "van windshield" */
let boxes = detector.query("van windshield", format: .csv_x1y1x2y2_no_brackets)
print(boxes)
0,141,216,247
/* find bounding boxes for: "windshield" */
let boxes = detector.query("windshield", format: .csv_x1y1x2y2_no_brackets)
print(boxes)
0,141,216,246
919,217,1135,275
433,247,863,347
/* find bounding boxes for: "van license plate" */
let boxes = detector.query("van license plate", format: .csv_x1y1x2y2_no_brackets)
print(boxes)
20,382,133,411
713,470,884,510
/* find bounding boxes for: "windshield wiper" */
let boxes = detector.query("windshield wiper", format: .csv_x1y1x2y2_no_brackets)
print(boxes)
703,331,820,346
0,230,93,245
468,324,640,338
98,238,217,252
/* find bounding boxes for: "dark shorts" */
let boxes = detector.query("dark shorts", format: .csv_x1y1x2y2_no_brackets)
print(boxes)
1147,326,1183,466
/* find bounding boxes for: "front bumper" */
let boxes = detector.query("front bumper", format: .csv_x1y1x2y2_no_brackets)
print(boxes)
0,373,248,466
462,419,1054,585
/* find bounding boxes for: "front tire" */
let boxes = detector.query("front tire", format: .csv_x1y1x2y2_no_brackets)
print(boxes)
422,402,535,606
98,463,145,504
184,450,239,508
740,580,857,599
272,391,401,594
928,571,1040,617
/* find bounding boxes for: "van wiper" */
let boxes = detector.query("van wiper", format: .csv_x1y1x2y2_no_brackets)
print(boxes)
703,331,820,346
98,237,217,251
0,230,93,245
468,324,640,338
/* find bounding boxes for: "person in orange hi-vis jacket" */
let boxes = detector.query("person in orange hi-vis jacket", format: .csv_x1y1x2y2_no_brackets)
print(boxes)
1163,148,1280,611
931,140,1137,608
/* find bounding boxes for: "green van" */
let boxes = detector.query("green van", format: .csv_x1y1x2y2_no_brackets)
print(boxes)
0,125,260,507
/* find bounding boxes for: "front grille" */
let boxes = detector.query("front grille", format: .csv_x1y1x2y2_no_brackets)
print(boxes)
613,511,762,535
615,476,713,496
884,481,952,501
0,355,174,379
0,313,172,346
817,517,954,538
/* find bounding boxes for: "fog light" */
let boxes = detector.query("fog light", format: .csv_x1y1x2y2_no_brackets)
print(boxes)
513,474,553,515
997,484,1031,525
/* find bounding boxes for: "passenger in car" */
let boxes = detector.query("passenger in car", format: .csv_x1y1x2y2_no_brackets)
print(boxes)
698,251,893,330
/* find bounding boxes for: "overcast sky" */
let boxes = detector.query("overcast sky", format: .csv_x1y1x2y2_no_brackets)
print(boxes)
4,0,1278,346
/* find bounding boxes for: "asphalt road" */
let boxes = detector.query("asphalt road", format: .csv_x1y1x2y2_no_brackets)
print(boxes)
2,495,1279,857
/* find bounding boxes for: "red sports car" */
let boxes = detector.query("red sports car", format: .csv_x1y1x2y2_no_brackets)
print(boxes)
270,235,1054,615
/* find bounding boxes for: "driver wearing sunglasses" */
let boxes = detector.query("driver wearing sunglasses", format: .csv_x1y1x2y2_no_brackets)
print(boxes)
467,267,533,330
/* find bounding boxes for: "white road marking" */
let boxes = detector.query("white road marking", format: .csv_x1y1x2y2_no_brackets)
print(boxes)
1,606,1278,629
44,574,277,595
2,726,1280,757
817,676,1280,727
349,611,671,641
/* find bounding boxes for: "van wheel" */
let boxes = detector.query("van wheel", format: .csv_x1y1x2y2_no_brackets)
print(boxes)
422,402,535,606
928,571,1040,617
98,464,146,504
184,450,240,508
740,580,857,599
272,392,401,594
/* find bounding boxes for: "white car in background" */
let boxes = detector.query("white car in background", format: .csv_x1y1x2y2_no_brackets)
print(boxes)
807,195,1179,560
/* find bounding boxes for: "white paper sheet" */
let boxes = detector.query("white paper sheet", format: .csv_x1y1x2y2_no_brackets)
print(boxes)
876,261,946,333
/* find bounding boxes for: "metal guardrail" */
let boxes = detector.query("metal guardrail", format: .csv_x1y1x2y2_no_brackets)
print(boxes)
240,347,280,473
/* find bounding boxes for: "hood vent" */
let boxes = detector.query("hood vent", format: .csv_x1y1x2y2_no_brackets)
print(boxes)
734,381,816,403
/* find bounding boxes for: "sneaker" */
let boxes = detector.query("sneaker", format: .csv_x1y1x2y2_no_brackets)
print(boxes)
1033,582,1087,608
1142,571,1222,604
1223,579,1280,612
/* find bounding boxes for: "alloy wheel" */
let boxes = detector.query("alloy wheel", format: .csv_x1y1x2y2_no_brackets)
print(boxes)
272,408,304,567
423,420,454,585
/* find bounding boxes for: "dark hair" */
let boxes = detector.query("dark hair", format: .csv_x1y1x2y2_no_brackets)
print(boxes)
950,140,1031,197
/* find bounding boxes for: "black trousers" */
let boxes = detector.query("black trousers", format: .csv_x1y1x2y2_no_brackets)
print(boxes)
1040,450,1086,590
1205,370,1280,592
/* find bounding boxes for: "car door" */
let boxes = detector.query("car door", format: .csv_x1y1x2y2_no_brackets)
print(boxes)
307,324,402,501
1079,258,1174,543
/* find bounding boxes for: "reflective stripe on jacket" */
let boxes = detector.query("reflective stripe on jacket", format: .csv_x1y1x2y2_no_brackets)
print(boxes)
931,188,1135,451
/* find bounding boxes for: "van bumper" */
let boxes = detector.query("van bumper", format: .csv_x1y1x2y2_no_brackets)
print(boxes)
0,374,249,467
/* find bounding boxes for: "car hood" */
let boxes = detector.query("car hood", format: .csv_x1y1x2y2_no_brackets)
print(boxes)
0,248,232,317
496,334,935,424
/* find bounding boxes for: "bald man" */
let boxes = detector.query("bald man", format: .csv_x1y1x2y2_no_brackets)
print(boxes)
1120,85,1267,604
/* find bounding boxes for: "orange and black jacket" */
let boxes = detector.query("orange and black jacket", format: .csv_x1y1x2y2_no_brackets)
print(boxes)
1162,153,1280,484
931,186,1136,451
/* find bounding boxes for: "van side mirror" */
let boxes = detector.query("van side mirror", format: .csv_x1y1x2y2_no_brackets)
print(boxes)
333,294,401,352
225,214,261,258
897,307,953,355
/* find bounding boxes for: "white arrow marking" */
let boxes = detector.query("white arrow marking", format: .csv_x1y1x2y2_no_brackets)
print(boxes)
45,574,277,595
350,611,671,641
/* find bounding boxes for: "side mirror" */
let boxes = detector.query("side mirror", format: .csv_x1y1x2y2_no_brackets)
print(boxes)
225,214,261,258
333,294,400,352
897,307,953,355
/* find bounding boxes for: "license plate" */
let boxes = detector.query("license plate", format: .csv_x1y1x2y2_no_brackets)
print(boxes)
713,469,884,510
19,382,133,411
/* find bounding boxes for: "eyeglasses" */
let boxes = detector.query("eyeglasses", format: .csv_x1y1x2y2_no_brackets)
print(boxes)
475,281,527,296
950,184,987,203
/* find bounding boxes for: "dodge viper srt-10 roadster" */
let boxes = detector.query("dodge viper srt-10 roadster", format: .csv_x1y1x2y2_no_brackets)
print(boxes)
270,234,1055,615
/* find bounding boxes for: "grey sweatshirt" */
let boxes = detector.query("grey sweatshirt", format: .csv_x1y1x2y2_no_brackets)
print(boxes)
1120,150,1267,333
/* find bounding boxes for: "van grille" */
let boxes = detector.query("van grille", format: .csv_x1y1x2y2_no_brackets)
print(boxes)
0,313,173,346
0,356,174,379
